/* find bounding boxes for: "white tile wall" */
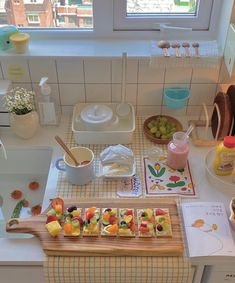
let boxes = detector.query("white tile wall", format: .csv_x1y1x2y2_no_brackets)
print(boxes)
1,58,31,82
0,55,231,116
56,58,84,83
189,84,217,105
28,59,58,83
138,58,165,83
192,67,220,83
84,58,111,83
165,67,192,84
137,84,163,106
59,84,85,105
85,84,111,102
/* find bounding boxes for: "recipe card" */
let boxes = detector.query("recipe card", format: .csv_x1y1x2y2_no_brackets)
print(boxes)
182,202,235,257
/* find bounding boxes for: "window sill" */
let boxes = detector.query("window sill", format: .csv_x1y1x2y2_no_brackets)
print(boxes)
0,38,222,59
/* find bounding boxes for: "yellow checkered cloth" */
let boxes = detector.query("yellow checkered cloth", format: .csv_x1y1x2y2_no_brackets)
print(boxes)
44,116,192,283
56,117,167,199
44,256,192,283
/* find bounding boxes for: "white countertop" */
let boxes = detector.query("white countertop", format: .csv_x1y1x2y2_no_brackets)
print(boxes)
0,114,234,266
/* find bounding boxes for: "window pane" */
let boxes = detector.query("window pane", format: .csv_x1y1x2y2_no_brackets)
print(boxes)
2,0,93,28
127,0,198,15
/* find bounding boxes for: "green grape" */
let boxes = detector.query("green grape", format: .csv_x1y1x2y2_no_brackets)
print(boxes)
150,126,157,134
159,126,166,135
155,131,161,138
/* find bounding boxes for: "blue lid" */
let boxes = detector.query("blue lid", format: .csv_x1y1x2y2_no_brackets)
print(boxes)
0,25,18,36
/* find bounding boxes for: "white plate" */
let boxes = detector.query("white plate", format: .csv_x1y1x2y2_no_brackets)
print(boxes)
205,149,235,190
98,161,136,179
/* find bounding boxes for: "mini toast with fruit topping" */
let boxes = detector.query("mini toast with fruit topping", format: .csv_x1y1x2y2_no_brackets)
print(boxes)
155,208,173,237
118,208,136,237
63,206,83,237
101,208,118,236
137,208,155,237
45,198,64,237
83,207,100,236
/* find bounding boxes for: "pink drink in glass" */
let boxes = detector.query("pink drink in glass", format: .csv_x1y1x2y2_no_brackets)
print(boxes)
167,131,189,170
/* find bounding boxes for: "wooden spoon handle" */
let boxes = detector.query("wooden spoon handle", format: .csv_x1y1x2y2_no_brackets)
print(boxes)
54,135,79,166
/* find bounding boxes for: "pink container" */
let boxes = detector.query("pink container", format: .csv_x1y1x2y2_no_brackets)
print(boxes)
167,131,189,170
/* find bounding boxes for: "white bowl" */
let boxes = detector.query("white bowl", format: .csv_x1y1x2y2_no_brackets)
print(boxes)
205,149,235,190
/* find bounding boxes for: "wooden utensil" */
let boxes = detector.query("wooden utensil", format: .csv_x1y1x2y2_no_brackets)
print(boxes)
6,198,183,257
54,135,79,166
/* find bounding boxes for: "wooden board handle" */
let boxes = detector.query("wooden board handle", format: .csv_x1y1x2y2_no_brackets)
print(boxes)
6,217,43,236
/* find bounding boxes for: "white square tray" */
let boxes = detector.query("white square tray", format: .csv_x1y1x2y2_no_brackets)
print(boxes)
72,103,135,144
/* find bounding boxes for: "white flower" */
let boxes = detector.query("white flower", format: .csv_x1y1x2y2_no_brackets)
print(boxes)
3,87,36,115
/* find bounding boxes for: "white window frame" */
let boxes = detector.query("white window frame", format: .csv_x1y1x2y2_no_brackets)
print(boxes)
113,0,217,31
21,0,225,41
27,14,40,24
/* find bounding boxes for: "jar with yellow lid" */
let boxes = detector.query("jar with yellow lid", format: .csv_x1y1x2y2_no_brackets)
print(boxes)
9,32,30,54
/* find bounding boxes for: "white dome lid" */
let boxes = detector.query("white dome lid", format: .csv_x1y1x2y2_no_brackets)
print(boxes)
80,104,113,125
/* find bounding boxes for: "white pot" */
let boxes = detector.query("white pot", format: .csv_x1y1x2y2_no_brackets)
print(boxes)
10,111,39,139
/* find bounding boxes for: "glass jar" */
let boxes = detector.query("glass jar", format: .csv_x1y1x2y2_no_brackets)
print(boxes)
167,131,189,170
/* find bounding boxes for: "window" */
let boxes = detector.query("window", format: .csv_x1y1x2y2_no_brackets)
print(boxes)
113,0,221,31
3,0,93,29
27,14,40,24
0,0,227,40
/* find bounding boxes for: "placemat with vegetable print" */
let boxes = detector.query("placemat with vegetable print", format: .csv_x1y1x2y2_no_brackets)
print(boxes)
143,155,196,197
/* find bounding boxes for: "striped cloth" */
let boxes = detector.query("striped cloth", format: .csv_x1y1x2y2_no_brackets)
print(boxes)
44,116,192,283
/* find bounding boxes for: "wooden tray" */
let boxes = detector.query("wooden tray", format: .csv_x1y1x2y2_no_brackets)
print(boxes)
6,198,184,257
143,115,183,144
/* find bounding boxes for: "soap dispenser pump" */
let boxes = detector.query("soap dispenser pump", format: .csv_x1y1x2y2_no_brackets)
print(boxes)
38,77,61,125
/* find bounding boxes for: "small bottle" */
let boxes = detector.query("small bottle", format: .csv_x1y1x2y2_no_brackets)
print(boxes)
37,77,61,125
213,136,235,176
167,131,189,170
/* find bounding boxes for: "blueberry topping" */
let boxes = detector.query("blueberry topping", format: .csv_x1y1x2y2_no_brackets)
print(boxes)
67,205,77,212
157,224,163,231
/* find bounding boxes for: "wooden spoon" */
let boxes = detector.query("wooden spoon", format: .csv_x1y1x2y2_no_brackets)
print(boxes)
54,135,79,166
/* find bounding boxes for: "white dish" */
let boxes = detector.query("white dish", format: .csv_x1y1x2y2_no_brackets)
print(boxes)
72,103,135,144
205,149,235,190
98,161,136,179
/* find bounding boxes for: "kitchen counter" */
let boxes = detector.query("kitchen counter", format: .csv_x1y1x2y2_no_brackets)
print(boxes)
0,114,235,276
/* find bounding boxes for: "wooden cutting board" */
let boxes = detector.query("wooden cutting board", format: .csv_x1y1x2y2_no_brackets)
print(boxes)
6,198,184,257
211,92,233,139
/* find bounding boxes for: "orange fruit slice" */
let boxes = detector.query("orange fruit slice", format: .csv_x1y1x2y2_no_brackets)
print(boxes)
106,224,118,233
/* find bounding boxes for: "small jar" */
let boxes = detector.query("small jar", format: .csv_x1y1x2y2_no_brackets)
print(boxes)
167,131,189,170
9,32,30,54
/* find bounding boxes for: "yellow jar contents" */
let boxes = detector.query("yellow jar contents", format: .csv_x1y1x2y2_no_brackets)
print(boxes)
213,136,235,176
9,32,30,54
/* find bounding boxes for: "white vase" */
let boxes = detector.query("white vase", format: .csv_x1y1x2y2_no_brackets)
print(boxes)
9,111,39,139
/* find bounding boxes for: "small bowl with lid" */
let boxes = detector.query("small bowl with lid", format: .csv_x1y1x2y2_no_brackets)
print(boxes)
10,32,30,54
79,104,118,131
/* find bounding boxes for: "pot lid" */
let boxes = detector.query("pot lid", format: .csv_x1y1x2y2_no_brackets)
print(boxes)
80,104,113,125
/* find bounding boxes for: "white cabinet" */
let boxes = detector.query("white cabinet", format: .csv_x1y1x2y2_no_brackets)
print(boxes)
202,265,235,283
0,266,44,283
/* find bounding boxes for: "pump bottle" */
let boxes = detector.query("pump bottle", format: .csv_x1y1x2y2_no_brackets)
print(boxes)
37,77,61,125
